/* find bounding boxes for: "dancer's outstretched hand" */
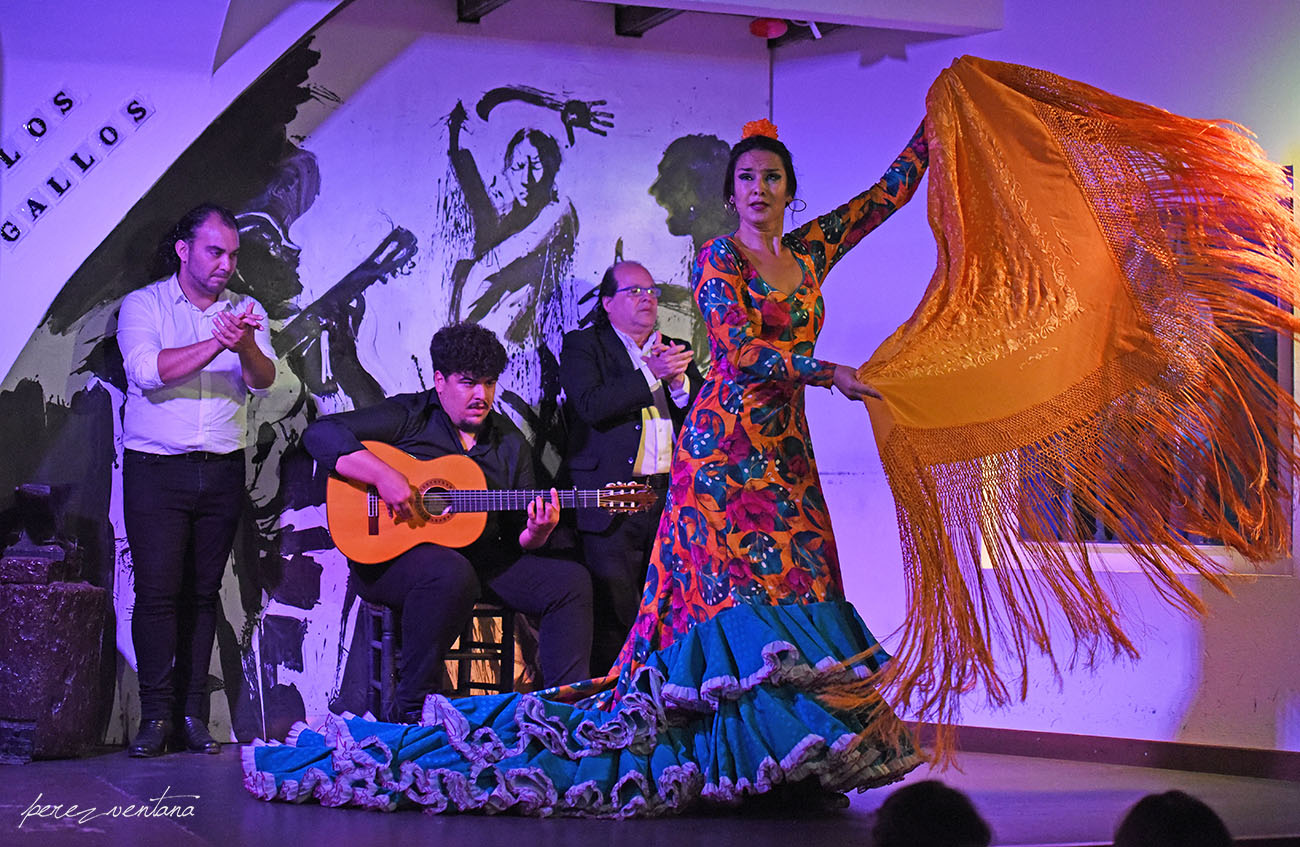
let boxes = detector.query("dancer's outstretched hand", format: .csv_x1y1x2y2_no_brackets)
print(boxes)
832,364,881,401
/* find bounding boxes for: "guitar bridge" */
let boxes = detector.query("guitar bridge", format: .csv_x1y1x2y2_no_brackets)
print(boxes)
367,487,379,535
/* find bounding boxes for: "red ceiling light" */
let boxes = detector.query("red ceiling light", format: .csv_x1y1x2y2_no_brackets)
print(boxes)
749,17,788,38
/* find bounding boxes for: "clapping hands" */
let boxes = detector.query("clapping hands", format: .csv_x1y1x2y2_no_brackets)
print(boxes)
643,341,693,387
211,302,264,355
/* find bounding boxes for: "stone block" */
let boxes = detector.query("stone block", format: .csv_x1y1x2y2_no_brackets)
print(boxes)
0,718,36,764
0,552,68,584
0,582,107,758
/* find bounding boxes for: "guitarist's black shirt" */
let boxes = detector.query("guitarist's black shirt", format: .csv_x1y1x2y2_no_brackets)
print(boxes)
304,388,534,565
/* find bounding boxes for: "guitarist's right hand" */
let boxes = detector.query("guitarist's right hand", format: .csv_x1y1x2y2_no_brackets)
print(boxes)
375,466,420,523
335,448,423,524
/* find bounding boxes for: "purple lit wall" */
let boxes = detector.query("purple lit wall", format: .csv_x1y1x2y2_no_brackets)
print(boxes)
774,0,1300,751
2,0,1297,752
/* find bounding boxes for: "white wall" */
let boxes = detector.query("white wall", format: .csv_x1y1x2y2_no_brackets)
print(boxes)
0,0,341,379
775,0,1300,750
3,0,1297,752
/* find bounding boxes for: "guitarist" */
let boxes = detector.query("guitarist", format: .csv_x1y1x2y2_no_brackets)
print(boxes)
303,322,592,722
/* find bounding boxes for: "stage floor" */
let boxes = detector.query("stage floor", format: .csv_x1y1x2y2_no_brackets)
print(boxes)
3,746,1298,846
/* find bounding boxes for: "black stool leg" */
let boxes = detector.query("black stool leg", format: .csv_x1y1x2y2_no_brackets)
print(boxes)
380,606,399,720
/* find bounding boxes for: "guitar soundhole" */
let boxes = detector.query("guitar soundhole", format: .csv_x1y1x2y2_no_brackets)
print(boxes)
420,479,454,523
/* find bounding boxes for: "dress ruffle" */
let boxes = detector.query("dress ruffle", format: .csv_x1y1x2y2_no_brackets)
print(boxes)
242,600,920,817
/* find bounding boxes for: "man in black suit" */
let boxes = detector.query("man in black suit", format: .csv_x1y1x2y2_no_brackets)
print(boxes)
560,261,703,672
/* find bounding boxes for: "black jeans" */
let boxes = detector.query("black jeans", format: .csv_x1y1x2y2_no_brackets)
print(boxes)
350,544,593,715
123,450,245,722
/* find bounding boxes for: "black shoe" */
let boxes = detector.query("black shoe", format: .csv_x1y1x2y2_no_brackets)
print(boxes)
172,717,221,754
128,719,172,758
739,779,850,816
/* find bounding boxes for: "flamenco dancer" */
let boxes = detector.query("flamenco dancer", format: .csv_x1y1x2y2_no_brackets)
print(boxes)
244,56,1300,816
244,115,929,815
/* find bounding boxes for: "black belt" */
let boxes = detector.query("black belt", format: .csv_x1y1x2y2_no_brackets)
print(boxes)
125,449,243,462
633,473,670,490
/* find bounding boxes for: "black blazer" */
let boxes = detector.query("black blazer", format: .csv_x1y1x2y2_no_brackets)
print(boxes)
559,321,703,532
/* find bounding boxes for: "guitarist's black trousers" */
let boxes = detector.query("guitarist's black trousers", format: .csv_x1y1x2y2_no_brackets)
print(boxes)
349,543,593,716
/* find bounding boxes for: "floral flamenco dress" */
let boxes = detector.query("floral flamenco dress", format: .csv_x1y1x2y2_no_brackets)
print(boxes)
242,126,929,817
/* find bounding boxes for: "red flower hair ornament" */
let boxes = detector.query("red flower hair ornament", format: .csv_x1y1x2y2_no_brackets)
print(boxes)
741,119,779,141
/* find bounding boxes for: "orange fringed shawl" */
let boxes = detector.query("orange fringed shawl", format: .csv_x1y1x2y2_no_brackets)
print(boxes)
857,56,1300,749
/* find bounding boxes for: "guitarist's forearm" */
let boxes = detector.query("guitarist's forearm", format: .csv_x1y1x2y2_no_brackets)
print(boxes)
304,398,411,473
336,448,416,520
335,449,404,488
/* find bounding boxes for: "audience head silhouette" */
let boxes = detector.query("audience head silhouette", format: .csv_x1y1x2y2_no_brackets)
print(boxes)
872,780,992,847
1113,790,1232,847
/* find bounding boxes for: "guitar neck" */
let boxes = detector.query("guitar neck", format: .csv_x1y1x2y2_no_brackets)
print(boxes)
421,489,610,513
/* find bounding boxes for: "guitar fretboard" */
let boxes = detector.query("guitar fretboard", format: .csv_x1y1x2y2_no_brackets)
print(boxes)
364,488,625,516
423,489,611,512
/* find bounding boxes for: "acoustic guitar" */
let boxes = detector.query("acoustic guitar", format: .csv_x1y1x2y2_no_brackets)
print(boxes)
326,441,657,563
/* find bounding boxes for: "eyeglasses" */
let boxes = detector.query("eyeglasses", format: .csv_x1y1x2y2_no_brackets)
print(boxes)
613,286,662,300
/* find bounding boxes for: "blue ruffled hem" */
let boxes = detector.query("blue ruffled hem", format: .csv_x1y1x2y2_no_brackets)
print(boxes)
241,600,920,817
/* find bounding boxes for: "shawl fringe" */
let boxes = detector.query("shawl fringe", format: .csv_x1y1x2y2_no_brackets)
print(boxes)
859,56,1300,761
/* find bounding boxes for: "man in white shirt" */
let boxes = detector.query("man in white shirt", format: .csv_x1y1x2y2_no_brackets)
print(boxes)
117,204,276,757
560,261,702,673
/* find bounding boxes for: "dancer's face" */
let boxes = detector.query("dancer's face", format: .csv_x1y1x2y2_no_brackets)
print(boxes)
731,149,790,231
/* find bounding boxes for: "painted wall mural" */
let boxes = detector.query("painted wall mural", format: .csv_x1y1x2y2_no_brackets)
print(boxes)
0,16,761,741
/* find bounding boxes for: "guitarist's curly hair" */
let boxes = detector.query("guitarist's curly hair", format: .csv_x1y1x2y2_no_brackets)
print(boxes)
429,321,508,381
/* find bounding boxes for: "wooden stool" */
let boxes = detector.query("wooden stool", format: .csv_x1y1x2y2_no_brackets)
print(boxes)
443,602,516,697
360,600,515,720
359,600,401,720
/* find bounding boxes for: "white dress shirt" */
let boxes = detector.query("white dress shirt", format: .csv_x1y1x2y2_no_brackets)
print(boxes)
610,325,692,476
118,275,275,455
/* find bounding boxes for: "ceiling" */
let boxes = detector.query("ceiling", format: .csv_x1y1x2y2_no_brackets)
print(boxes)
210,0,1003,71
468,0,1002,45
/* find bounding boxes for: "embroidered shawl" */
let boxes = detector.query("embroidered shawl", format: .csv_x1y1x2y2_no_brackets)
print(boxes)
855,56,1300,753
